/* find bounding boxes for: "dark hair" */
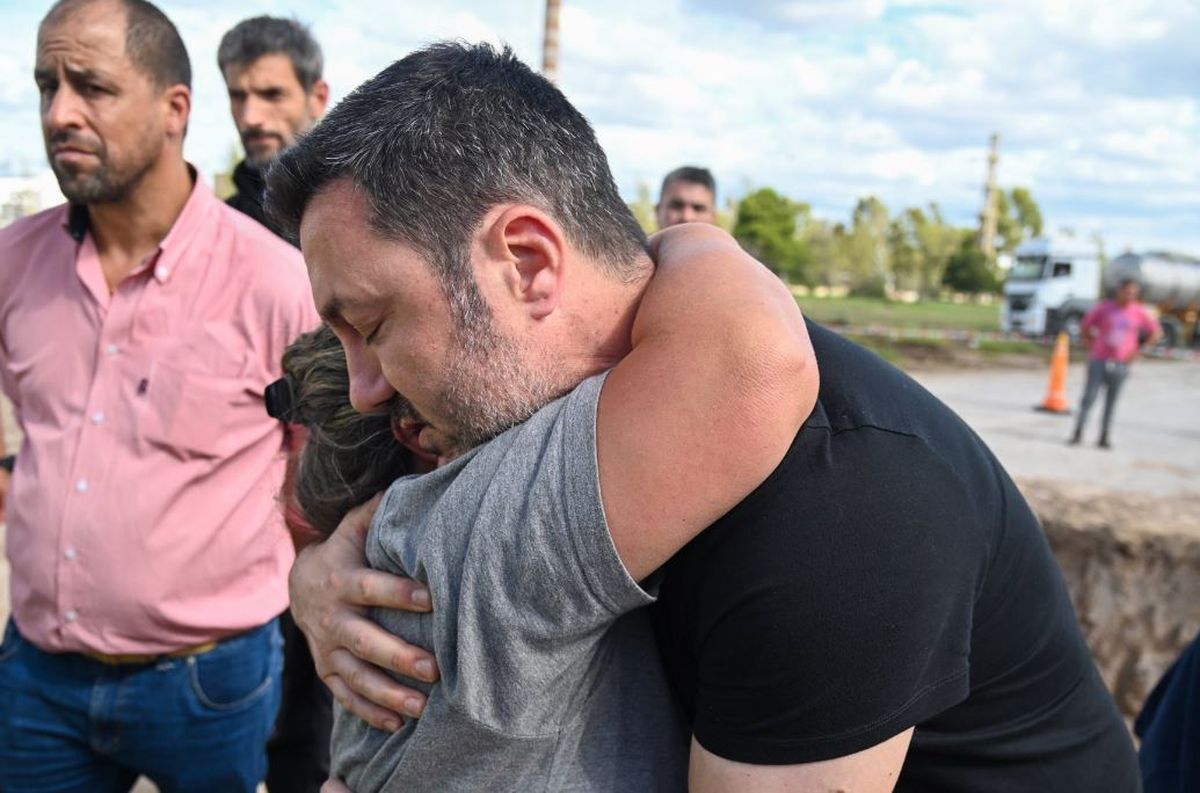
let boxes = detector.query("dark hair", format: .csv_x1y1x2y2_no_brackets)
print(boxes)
43,0,191,90
280,324,411,539
218,16,323,91
266,42,648,326
659,166,716,201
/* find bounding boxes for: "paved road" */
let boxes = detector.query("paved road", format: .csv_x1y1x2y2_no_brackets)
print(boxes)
913,358,1200,498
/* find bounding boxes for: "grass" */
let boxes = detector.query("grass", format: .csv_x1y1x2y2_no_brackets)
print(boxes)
845,334,950,367
975,339,1047,357
794,295,1001,333
845,333,1049,371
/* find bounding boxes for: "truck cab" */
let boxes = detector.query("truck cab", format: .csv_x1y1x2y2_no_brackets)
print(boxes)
1001,237,1101,337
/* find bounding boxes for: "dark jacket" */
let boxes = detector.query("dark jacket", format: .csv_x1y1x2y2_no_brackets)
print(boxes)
227,160,295,246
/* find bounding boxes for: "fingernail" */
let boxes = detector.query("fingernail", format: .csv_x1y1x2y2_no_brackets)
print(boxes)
416,659,435,680
411,588,430,607
406,697,425,717
384,718,403,732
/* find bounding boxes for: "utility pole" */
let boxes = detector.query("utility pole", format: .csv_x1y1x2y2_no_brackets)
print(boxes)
979,132,1001,261
543,0,561,83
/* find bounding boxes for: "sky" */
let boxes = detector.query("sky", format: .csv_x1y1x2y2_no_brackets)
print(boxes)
0,0,1196,253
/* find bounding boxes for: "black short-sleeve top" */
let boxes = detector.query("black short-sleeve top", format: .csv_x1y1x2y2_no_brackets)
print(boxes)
651,321,1139,792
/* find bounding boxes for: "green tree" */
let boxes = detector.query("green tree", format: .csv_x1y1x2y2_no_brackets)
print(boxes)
1010,187,1044,238
942,233,998,294
913,203,960,297
627,182,656,235
887,207,931,292
993,187,1044,253
733,188,811,282
845,196,892,297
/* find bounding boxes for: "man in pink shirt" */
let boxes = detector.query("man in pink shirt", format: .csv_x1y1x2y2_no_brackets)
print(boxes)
0,1,317,790
1070,278,1162,449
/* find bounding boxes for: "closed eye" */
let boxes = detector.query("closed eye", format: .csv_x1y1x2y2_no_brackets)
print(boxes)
364,319,384,346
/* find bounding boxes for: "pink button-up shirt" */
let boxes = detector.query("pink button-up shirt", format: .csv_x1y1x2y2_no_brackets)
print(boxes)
0,175,318,654
1081,300,1161,363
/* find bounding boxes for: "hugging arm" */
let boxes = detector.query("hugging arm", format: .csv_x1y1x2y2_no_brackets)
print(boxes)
599,223,815,580
290,224,818,729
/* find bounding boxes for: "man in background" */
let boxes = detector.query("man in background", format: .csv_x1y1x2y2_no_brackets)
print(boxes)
218,15,332,792
1069,277,1162,448
219,15,328,237
0,1,316,789
655,164,717,228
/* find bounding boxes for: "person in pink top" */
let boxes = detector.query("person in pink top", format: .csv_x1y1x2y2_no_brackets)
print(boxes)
1069,278,1162,449
0,0,317,790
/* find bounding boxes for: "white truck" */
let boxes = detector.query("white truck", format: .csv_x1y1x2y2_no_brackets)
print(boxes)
1001,237,1200,348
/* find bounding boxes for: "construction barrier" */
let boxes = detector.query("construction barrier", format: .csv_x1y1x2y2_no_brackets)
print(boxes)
1034,331,1071,414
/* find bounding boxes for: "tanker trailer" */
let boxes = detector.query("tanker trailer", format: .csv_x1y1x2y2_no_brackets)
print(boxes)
1105,252,1200,348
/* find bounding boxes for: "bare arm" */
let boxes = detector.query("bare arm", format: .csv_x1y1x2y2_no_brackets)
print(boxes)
1142,311,1164,350
291,224,816,729
690,729,913,793
600,223,817,580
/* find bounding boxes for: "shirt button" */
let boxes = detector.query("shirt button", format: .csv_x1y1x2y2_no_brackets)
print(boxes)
75,479,89,493
64,548,78,560
91,411,105,425
65,610,78,621
106,344,120,356
155,266,169,279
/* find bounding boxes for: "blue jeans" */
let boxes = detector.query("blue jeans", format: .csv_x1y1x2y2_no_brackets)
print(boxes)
0,618,283,793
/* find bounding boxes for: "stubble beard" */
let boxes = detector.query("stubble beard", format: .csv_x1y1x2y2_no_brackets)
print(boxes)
49,130,160,205
438,321,567,455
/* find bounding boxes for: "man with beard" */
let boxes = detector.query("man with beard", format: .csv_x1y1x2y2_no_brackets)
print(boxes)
218,16,333,792
273,44,1138,791
219,16,329,237
0,1,317,790
655,165,718,229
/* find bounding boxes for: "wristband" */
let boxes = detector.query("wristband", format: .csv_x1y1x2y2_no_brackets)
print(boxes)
0,455,13,473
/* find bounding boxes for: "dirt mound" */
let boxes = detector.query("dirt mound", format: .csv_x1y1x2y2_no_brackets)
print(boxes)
1021,479,1200,721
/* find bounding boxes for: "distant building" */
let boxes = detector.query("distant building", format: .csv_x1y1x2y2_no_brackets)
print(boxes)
0,172,65,228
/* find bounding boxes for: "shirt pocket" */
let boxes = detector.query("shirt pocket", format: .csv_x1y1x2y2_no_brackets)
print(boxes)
139,364,266,460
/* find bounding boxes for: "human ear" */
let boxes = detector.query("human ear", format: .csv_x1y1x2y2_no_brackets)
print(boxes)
480,206,566,321
310,79,330,117
163,84,191,140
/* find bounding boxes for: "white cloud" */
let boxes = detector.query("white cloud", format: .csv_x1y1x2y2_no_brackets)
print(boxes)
0,0,1195,253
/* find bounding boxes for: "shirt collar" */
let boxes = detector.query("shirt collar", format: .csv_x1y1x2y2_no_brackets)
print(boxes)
59,164,218,284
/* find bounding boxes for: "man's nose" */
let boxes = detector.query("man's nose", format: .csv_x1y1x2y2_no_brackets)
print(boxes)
238,96,267,130
44,84,83,132
347,357,396,414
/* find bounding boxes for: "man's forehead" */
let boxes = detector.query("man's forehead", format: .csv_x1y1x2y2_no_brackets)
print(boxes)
37,4,128,70
40,0,126,48
664,180,713,202
301,180,399,317
226,53,303,89
301,179,367,241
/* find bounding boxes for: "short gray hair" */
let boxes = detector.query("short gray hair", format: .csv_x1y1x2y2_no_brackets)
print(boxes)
265,42,649,328
217,15,322,90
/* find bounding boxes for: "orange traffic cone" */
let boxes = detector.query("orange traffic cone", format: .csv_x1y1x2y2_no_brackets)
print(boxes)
1035,331,1071,414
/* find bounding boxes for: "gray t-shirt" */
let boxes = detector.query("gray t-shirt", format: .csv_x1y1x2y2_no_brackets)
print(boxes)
332,373,690,792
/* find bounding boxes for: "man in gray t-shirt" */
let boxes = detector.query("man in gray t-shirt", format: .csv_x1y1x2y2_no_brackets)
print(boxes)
334,375,689,791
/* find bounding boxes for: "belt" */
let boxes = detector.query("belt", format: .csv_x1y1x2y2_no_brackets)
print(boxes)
84,640,219,666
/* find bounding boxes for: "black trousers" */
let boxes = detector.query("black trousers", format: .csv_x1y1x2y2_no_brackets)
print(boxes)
266,610,333,793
